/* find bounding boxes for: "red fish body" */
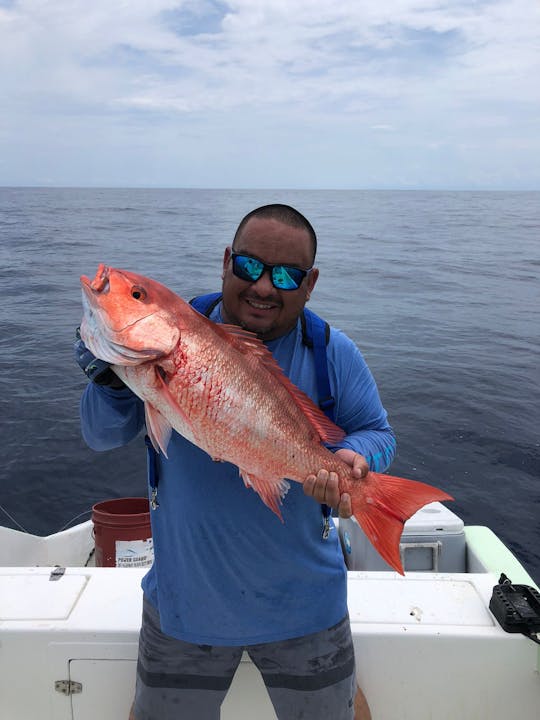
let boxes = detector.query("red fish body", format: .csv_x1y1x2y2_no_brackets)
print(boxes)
80,264,453,574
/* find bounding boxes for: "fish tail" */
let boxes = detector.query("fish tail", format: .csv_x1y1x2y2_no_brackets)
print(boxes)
348,472,453,575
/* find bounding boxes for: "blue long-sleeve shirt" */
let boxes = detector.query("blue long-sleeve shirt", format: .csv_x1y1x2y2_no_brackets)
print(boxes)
81,304,395,645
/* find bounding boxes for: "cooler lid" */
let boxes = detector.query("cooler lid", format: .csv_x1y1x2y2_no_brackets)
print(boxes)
348,575,494,626
0,571,88,620
403,502,464,536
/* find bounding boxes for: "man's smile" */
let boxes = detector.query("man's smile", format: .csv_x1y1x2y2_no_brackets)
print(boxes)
244,297,280,311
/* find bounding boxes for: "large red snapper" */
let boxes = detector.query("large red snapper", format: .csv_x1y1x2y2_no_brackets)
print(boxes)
80,263,452,574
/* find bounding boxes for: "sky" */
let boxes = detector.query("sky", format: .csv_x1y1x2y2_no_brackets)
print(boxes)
1,0,539,190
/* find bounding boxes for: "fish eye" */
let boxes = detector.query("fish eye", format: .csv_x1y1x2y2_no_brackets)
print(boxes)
131,286,147,301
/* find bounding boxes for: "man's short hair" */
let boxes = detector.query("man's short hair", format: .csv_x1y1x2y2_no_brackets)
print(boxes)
233,204,317,262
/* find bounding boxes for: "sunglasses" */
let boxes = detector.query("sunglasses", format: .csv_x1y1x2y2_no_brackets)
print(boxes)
231,252,312,291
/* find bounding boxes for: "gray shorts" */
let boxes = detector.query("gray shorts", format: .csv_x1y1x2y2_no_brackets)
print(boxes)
134,598,356,720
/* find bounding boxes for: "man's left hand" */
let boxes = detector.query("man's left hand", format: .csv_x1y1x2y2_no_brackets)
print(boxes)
303,449,369,518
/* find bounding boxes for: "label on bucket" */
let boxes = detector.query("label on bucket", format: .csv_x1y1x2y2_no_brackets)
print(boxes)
115,538,154,568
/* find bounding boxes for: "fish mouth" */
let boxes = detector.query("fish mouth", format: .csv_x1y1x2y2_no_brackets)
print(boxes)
80,264,163,364
81,262,109,293
80,264,111,311
80,274,98,294
81,265,155,334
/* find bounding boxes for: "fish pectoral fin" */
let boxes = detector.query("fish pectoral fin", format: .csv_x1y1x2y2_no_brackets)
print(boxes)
153,363,199,439
145,403,172,457
240,471,290,522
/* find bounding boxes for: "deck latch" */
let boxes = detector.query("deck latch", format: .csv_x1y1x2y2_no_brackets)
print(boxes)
55,680,83,695
49,566,66,581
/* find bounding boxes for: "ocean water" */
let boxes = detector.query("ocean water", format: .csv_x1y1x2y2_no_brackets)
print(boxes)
1,187,539,583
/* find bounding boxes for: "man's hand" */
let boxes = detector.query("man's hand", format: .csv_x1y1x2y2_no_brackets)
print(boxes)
303,449,369,518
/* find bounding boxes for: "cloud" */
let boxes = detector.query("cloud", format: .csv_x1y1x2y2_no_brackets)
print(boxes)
0,0,538,188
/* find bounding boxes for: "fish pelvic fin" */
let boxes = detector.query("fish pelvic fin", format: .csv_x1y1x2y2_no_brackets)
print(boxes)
143,363,200,457
240,470,290,522
349,473,454,575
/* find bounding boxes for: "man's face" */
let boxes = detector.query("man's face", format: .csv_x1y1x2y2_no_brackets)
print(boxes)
221,217,319,340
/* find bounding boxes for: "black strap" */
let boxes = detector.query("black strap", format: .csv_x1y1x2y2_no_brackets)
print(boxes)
300,308,334,422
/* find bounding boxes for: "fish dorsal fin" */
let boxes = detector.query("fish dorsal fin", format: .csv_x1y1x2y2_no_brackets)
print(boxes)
210,321,345,446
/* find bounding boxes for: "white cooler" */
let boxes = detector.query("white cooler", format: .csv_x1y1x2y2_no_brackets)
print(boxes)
338,502,466,572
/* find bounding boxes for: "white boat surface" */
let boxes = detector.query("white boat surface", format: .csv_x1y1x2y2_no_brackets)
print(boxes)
1,502,539,720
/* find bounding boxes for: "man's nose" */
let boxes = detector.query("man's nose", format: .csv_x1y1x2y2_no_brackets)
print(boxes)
251,268,275,293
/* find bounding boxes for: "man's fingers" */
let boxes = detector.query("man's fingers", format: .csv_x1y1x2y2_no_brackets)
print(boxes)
303,470,340,507
304,453,367,513
338,492,353,518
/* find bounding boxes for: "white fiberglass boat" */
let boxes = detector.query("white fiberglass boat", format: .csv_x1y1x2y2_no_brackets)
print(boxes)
1,501,539,720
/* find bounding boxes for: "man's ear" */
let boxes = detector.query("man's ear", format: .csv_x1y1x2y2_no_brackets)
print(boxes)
305,267,319,301
222,246,233,279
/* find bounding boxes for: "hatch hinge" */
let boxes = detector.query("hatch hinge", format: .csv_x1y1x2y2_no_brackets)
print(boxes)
55,680,83,695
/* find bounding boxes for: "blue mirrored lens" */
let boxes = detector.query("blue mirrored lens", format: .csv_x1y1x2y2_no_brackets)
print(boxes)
233,255,264,282
272,265,304,290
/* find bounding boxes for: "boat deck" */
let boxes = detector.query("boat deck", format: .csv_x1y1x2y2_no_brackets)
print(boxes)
1,507,539,719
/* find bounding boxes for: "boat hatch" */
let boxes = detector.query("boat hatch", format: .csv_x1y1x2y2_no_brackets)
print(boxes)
0,571,88,620
348,575,494,626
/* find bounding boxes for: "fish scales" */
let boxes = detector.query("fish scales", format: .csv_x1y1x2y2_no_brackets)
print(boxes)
173,324,338,485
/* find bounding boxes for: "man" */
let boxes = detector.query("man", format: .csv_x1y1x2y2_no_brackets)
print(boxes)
78,204,395,719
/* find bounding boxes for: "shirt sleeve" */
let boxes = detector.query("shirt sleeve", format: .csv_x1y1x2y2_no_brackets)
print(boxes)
327,329,397,472
80,382,145,451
